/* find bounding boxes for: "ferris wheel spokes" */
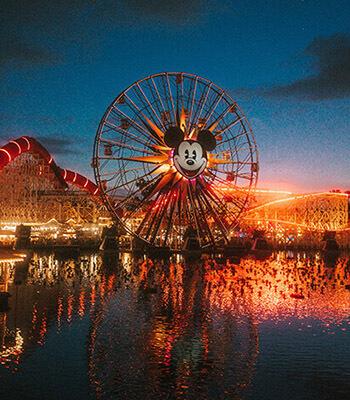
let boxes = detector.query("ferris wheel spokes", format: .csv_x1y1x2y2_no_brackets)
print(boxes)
93,72,258,249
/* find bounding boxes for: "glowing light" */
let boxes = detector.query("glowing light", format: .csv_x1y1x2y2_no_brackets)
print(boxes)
22,136,31,150
57,297,63,331
67,294,73,324
251,191,349,212
72,172,77,183
63,169,67,180
48,156,53,164
0,329,24,361
45,218,60,225
0,256,25,263
84,178,89,188
217,185,293,195
0,148,12,162
78,290,85,317
10,140,22,154
93,187,99,195
205,255,350,325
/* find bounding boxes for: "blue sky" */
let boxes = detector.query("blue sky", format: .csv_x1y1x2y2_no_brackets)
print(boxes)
1,0,349,192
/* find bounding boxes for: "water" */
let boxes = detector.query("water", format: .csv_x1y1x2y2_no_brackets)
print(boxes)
1,250,350,399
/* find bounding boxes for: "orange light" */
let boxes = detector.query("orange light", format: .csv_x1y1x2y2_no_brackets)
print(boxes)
0,148,11,162
78,290,85,317
10,140,22,154
22,136,31,150
251,191,349,212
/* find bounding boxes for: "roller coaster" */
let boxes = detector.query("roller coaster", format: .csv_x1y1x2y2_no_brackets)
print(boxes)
0,136,106,228
244,191,348,232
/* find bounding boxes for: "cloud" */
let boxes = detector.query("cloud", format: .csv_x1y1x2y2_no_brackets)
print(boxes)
35,135,81,155
0,0,93,67
0,133,76,153
266,34,350,101
40,116,75,124
0,89,22,98
111,0,205,23
0,0,213,68
0,34,61,65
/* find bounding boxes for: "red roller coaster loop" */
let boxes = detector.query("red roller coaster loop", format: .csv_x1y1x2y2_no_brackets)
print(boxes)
0,136,100,196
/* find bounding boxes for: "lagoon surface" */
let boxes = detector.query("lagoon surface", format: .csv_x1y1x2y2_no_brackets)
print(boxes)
1,250,350,399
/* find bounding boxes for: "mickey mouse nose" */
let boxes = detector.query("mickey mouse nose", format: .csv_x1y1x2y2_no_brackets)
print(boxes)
187,160,194,166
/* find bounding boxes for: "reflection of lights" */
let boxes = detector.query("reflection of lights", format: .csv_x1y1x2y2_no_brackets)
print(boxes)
57,297,63,331
78,290,85,317
0,252,109,370
90,286,96,310
122,253,132,273
0,329,24,361
205,254,350,325
38,317,47,345
67,294,74,323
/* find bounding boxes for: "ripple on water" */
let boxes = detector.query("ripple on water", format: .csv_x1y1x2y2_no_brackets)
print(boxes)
0,250,350,399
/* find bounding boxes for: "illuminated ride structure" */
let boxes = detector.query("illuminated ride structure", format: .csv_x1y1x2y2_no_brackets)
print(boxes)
245,192,348,231
240,191,349,247
0,136,105,229
93,72,259,250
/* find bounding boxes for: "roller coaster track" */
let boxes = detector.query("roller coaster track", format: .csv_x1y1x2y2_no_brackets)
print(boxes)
0,136,99,196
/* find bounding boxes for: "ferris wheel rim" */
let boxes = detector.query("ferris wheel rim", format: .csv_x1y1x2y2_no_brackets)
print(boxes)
93,72,259,249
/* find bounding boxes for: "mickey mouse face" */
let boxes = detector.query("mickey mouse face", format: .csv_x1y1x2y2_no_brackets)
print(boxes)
174,140,207,179
164,126,216,179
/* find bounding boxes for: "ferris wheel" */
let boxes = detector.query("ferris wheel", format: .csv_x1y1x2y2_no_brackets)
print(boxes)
93,72,258,250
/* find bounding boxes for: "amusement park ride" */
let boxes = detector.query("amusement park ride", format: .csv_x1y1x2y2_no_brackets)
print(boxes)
0,72,348,250
93,72,258,250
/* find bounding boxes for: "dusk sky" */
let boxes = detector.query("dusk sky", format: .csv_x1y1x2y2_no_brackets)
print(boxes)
1,0,349,193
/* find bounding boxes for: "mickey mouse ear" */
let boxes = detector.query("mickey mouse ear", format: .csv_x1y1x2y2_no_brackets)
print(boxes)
197,130,216,151
164,126,184,148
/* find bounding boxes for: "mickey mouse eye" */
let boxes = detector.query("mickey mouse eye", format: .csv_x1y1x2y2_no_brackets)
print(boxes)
192,150,197,159
185,149,189,158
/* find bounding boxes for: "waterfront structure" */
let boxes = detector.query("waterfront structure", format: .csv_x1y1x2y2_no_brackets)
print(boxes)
0,136,110,246
244,191,348,231
0,128,348,249
240,190,349,248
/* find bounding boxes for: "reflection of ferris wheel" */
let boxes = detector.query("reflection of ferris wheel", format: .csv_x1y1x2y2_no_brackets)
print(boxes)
93,72,258,249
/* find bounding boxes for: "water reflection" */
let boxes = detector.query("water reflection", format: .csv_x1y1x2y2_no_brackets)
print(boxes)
206,253,350,324
87,258,259,399
0,250,349,399
0,252,101,370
